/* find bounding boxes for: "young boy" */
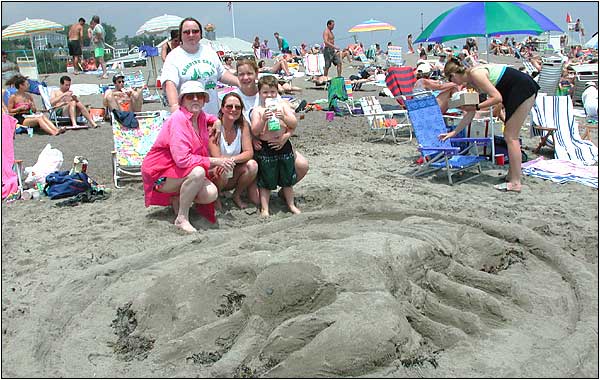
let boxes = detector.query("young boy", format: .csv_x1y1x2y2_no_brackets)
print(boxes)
250,76,300,217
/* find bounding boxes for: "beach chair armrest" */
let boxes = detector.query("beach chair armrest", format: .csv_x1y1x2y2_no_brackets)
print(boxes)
450,137,491,145
419,145,460,153
531,125,557,132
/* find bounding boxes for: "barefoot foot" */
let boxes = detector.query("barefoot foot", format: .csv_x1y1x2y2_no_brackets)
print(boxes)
288,204,301,214
259,209,269,218
174,216,197,233
232,193,247,209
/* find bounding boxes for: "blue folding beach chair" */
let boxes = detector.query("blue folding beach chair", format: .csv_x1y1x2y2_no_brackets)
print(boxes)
404,93,490,185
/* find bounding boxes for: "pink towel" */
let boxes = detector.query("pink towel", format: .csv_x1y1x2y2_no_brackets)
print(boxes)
2,114,19,199
523,156,598,178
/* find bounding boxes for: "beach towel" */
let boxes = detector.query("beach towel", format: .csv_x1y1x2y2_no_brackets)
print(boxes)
2,114,19,199
69,84,102,96
81,68,117,76
385,66,417,107
522,156,598,188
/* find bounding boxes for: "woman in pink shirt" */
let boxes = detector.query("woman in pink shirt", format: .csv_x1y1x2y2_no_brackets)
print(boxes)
141,81,235,233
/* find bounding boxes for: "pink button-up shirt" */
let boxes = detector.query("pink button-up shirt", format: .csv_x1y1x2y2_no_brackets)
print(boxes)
141,107,218,222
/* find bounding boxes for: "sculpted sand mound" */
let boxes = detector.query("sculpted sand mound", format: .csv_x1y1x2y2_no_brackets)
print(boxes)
16,206,597,378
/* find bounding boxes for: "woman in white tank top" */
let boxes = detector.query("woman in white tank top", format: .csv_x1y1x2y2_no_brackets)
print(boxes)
208,93,258,209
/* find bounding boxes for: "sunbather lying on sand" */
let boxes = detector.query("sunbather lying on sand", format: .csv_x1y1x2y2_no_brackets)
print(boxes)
258,59,291,76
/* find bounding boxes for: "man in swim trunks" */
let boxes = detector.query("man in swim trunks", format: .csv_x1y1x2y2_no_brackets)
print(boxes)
323,19,342,77
89,15,108,79
68,18,85,74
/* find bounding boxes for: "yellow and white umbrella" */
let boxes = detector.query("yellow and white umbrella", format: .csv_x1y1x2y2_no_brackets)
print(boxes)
2,18,64,75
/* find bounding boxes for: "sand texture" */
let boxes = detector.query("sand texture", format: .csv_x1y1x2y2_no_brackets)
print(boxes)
2,53,598,378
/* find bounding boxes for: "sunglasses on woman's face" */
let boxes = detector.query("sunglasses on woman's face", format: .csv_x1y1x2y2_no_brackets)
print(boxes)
182,29,200,36
116,80,124,84
224,104,242,110
184,93,204,100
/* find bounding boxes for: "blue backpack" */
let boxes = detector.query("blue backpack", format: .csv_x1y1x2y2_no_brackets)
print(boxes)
44,171,93,200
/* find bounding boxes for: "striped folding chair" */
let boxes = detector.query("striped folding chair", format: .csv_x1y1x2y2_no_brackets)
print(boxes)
530,95,598,165
303,54,325,77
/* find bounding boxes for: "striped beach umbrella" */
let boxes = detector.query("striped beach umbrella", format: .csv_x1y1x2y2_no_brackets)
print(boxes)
348,19,396,48
1,17,64,39
2,18,64,79
348,19,396,33
136,14,183,36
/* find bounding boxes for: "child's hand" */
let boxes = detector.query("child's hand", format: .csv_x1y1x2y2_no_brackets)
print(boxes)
262,109,273,121
274,110,284,119
252,139,263,151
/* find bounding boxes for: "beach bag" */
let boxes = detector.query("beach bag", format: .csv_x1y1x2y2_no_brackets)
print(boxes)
43,171,92,200
24,143,64,187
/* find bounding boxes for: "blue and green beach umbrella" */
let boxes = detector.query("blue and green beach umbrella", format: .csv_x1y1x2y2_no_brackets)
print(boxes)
415,2,562,43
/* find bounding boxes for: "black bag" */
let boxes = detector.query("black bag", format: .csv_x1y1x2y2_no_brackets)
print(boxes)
44,171,92,200
493,135,528,163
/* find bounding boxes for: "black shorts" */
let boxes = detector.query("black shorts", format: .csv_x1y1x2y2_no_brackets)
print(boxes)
323,47,340,69
68,40,82,56
14,114,25,124
255,140,297,190
496,67,540,122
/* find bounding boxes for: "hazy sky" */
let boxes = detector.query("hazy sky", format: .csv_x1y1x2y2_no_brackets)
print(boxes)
2,1,598,48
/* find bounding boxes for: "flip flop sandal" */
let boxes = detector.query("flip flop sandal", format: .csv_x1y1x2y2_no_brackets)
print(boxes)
494,182,521,193
295,100,308,113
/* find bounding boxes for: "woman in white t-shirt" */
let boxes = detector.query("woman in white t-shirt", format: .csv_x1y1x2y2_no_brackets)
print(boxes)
161,17,239,116
208,93,258,209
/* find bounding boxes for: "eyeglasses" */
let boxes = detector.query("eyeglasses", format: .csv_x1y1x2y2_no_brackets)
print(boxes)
184,93,204,100
224,104,242,110
116,80,124,84
182,29,200,36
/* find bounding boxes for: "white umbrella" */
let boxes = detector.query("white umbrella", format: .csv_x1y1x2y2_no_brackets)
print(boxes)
1,18,64,78
200,38,231,53
135,14,182,36
584,33,598,49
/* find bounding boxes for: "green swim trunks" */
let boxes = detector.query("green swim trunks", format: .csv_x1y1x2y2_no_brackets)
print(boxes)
255,140,297,190
94,47,105,58
54,107,63,116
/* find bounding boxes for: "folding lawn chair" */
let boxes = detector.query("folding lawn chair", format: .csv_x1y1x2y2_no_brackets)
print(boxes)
403,92,490,185
303,54,325,76
386,46,404,68
121,70,162,104
327,76,349,116
530,95,598,165
38,84,89,129
521,58,538,76
571,63,598,105
111,110,168,188
536,60,563,96
359,95,412,143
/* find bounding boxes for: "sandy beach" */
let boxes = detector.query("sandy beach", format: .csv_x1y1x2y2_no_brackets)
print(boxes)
1,52,598,378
